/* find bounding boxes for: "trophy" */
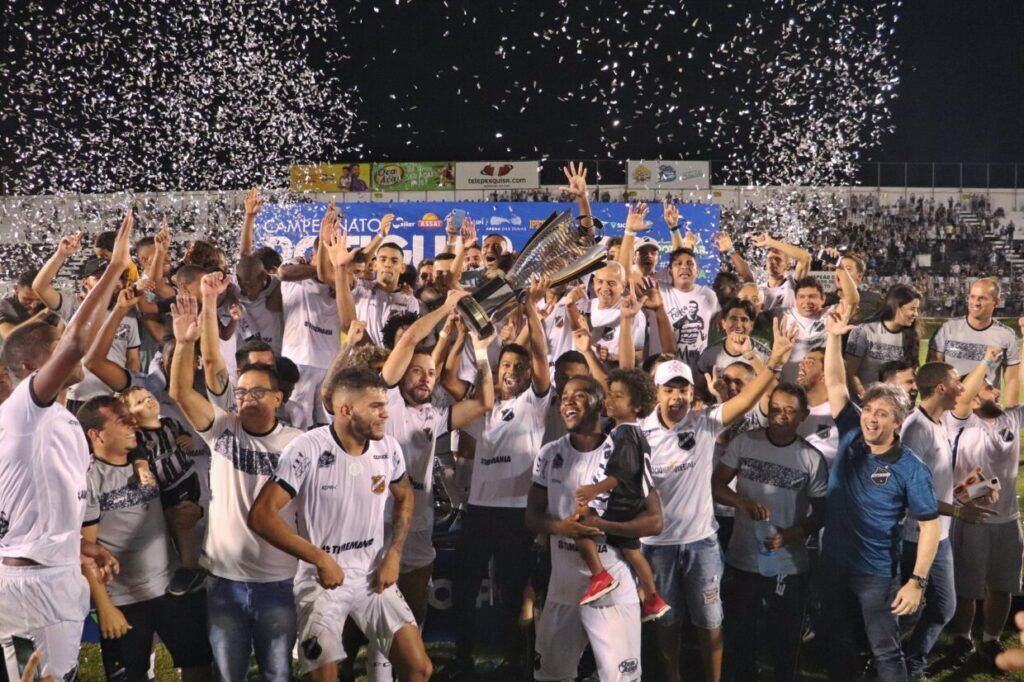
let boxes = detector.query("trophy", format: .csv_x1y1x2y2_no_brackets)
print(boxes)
457,210,607,337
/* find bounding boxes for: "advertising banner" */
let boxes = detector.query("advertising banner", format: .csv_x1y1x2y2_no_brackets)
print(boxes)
627,159,711,190
289,163,372,192
255,201,722,285
371,161,456,191
454,161,540,190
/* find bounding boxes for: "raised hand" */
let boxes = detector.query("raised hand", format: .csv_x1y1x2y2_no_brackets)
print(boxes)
323,225,355,267
682,230,698,251
200,272,230,299
751,233,774,249
461,218,477,246
663,201,679,229
714,231,735,253
620,285,642,318
155,219,171,252
57,232,83,258
346,320,367,347
770,316,798,364
625,202,651,234
826,304,855,337
560,161,588,199
116,287,140,310
444,288,471,308
984,345,1005,365
637,277,663,310
565,284,587,306
470,330,495,352
170,294,201,343
526,274,550,305
319,200,337,238
572,326,592,353
108,210,135,272
229,303,243,322
244,188,262,217
705,366,725,403
379,213,394,238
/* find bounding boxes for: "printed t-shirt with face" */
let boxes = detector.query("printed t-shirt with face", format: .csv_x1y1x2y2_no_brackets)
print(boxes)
721,430,827,575
84,459,176,605
930,318,1021,385
760,275,796,314
383,387,450,533
797,401,839,466
273,426,406,585
533,434,639,607
640,405,725,546
463,387,551,508
777,307,830,383
352,280,421,348
196,404,302,582
900,407,954,542
845,320,910,388
946,406,1024,524
281,279,340,370
0,376,91,566
657,283,720,368
582,298,646,361
237,276,284,355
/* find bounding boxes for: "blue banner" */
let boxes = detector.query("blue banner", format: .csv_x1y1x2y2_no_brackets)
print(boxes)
255,201,722,285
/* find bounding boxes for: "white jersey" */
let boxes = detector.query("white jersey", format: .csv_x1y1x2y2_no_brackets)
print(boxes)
846,321,910,388
464,387,551,508
760,275,796,314
352,280,420,347
777,308,830,383
657,283,720,368
640,406,725,546
197,405,303,582
0,377,90,566
901,407,954,542
274,427,406,584
583,298,646,362
797,400,839,465
543,297,577,364
384,387,450,533
68,315,141,402
931,317,1020,385
533,435,639,607
237,276,284,355
281,279,341,369
947,406,1024,524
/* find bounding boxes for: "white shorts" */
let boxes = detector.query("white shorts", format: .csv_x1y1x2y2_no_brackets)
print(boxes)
294,578,416,674
292,365,329,429
0,564,89,681
399,529,436,573
533,601,642,682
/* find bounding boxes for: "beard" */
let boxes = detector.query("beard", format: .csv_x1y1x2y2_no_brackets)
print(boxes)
977,399,1005,419
351,412,383,441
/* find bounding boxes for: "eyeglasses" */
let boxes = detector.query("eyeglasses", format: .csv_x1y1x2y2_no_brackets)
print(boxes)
233,387,274,401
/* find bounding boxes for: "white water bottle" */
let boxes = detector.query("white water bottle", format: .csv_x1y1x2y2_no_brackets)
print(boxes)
755,518,780,577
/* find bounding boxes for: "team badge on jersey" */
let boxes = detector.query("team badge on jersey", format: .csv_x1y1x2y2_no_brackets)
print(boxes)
318,451,336,468
552,453,564,469
999,428,1014,443
422,427,434,441
677,431,696,450
371,475,387,494
0,510,8,540
816,424,832,439
870,466,892,486
501,407,515,422
301,636,322,660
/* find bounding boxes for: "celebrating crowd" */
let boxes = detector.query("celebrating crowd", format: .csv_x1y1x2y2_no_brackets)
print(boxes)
3,165,1024,682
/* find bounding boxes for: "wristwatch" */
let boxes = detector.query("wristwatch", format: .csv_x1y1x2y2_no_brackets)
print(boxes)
910,574,929,589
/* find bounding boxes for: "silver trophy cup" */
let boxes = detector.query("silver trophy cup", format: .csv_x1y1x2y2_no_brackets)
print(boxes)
457,210,607,337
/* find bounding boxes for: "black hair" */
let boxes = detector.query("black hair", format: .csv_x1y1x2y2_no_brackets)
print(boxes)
323,364,387,401
642,353,676,374
378,241,405,258
238,362,280,392
399,263,418,290
418,258,435,268
563,374,606,412
382,311,420,350
275,356,300,385
916,362,955,399
720,297,757,322
16,269,38,288
77,395,124,435
434,252,456,263
498,343,530,365
234,338,275,367
607,367,658,418
668,247,697,265
769,382,809,413
794,276,824,297
134,236,155,252
555,350,588,370
175,264,206,285
876,283,922,367
878,359,916,383
254,246,283,271
2,320,57,379
95,231,118,252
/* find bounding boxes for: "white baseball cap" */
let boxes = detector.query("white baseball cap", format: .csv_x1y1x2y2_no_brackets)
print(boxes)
654,360,694,386
636,237,660,251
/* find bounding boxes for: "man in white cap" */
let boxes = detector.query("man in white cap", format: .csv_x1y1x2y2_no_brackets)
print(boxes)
639,322,795,682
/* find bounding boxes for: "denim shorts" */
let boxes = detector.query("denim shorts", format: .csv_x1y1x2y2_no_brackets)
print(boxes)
642,535,724,629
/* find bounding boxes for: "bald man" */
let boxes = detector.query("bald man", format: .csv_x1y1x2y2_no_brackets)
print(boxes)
566,263,647,367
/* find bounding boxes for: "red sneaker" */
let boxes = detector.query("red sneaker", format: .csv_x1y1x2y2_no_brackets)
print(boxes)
579,570,620,605
641,593,671,622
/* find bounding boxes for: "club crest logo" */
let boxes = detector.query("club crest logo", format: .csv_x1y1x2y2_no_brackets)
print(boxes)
870,466,892,486
552,453,564,469
501,408,515,422
371,475,386,494
318,451,336,468
999,428,1014,443
301,636,322,660
0,511,8,540
422,427,434,442
677,431,697,450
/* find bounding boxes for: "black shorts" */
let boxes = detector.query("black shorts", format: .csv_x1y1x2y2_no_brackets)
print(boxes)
99,591,212,680
160,471,201,509
600,502,643,550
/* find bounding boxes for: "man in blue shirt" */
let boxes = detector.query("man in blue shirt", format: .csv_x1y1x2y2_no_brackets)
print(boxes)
820,304,941,682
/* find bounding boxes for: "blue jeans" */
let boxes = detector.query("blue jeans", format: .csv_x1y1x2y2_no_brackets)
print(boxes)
642,536,724,629
206,575,296,682
818,562,906,682
901,538,955,676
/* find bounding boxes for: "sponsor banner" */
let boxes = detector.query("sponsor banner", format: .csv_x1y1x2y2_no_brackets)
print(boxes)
255,201,721,285
627,159,710,190
289,163,372,192
371,161,456,191
454,161,539,190
807,270,838,293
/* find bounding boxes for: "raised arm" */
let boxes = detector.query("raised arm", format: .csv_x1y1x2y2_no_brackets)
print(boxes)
33,231,82,311
452,332,496,429
83,288,139,393
825,305,855,419
638,279,676,356
359,213,393,262
449,218,475,283
315,202,338,285
664,202,685,250
715,232,755,283
322,224,358,332
560,162,595,240
440,317,470,400
381,289,470,386
719,317,796,426
835,260,860,309
278,262,317,282
240,188,261,258
752,233,812,280
168,294,214,432
199,273,232,397
618,286,643,370
571,319,610,388
955,347,1003,419
35,215,133,403
524,275,552,395
146,222,176,299
617,202,650,281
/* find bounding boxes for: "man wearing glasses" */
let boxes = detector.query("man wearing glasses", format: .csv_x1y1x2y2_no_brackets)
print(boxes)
168,294,304,682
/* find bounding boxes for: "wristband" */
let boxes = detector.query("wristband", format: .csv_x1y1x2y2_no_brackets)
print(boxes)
474,348,489,364
438,331,449,341
982,357,996,369
668,225,680,232
724,248,736,258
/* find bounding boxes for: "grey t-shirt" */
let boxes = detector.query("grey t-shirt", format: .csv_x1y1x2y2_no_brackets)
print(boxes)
85,458,177,605
845,320,910,388
696,338,771,377
930,317,1020,385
